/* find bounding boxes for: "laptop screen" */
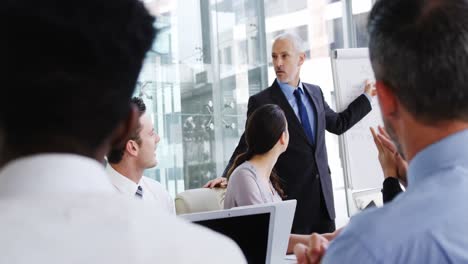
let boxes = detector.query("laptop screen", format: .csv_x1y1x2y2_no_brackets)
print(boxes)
193,212,270,264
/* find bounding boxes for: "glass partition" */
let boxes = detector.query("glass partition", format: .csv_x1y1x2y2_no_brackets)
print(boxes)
138,0,370,228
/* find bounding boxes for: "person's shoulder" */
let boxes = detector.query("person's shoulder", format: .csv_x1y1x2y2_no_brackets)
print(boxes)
142,176,166,192
142,176,173,200
0,195,245,263
302,82,321,93
327,195,427,260
325,194,462,264
142,176,163,189
251,82,278,100
250,88,271,102
323,207,394,263
122,197,245,263
138,204,245,263
344,203,408,243
229,162,257,181
88,195,244,263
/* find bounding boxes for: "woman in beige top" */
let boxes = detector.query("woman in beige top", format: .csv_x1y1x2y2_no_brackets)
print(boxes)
224,104,288,209
223,104,338,254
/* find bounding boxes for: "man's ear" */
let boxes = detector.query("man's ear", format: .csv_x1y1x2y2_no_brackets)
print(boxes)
125,139,139,156
298,52,306,66
109,105,139,151
376,81,398,119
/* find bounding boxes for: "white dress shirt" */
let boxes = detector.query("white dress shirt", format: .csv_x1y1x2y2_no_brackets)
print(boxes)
106,164,175,214
0,154,245,264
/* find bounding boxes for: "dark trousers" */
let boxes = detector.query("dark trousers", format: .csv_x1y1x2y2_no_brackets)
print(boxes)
289,174,335,235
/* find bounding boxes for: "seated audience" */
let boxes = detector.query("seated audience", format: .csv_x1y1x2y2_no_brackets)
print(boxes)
107,97,175,214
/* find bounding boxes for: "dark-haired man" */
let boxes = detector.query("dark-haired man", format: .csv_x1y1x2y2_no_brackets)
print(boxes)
107,97,174,214
295,0,468,263
0,0,244,263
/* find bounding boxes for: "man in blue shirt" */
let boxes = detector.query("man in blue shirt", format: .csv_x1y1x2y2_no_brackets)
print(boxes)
294,0,468,263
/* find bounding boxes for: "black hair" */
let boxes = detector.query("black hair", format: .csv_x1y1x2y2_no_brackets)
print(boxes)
368,0,468,124
0,0,156,158
227,104,287,198
107,97,146,164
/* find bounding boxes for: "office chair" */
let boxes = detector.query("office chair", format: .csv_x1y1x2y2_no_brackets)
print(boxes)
175,187,226,215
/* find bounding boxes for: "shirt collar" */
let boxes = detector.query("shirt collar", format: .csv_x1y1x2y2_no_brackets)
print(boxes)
0,154,115,197
408,129,468,187
106,164,140,195
277,79,303,101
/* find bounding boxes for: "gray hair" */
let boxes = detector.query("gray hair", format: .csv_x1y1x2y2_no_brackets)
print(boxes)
368,0,468,124
273,32,305,53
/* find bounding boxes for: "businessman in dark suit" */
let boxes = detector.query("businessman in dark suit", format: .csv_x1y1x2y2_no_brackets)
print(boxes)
206,32,375,234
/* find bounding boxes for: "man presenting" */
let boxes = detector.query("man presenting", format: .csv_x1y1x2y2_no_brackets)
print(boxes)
206,33,375,234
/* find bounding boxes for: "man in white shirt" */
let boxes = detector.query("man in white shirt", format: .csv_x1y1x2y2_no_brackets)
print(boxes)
0,0,245,263
107,97,175,214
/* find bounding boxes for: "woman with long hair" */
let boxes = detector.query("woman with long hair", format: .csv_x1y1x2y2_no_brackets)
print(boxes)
223,104,342,254
224,104,288,209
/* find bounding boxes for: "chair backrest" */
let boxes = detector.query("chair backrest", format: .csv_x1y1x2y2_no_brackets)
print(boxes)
175,187,226,215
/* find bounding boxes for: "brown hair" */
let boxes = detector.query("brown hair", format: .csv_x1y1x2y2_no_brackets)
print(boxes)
227,104,287,198
107,97,146,163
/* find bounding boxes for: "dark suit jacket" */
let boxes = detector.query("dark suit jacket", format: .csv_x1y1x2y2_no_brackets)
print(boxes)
382,177,403,203
222,80,371,234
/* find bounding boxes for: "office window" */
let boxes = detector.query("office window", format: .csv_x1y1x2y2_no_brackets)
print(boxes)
351,0,373,47
137,0,268,193
264,0,307,18
137,0,371,227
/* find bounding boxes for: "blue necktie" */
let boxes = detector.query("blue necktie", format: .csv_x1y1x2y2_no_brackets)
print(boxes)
135,185,144,199
293,88,315,144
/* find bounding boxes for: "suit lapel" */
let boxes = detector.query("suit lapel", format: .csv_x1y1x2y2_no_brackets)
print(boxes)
269,80,314,148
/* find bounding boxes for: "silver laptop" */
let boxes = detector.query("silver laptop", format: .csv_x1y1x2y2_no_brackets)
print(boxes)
180,200,296,264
